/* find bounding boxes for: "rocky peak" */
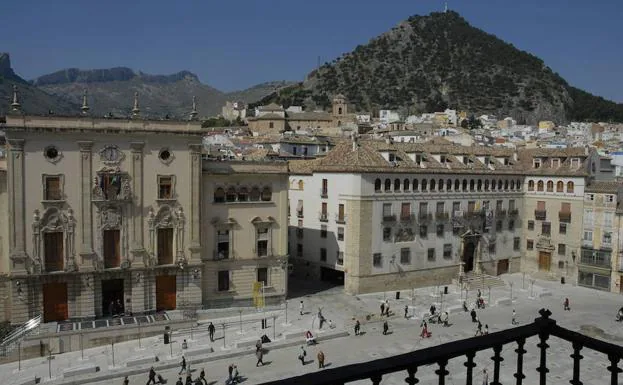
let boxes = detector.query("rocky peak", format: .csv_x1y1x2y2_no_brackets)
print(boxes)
0,52,21,81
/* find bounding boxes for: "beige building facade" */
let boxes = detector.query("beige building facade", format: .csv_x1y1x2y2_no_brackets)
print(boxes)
202,161,289,307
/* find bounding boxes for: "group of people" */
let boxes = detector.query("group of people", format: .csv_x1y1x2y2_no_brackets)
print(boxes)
108,299,124,317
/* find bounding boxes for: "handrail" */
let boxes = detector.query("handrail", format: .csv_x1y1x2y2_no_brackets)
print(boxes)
0,314,41,348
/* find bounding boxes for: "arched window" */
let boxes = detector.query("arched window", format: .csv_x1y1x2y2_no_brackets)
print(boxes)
298,180,304,190
214,187,225,203
261,187,272,201
537,180,544,192
422,179,428,191
510,180,515,190
556,181,564,192
528,180,534,191
504,180,509,190
438,179,444,191
498,180,503,190
413,179,419,191
374,178,382,192
394,178,401,191
462,179,467,191
477,179,482,191
384,179,391,192
567,181,574,193
484,180,490,190
447,179,452,191
238,187,248,202
430,179,436,191
546,181,554,192
469,180,475,191
455,180,460,191
403,179,410,191
250,187,261,201
491,180,496,191
226,187,237,202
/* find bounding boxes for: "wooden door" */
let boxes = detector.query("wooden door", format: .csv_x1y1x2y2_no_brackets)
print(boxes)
103,230,120,268
157,228,174,265
156,275,176,311
497,259,509,275
538,251,551,271
44,232,64,272
43,282,68,322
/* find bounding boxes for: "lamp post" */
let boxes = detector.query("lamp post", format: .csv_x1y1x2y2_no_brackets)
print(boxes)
239,309,243,334
111,341,115,367
488,286,491,306
510,282,513,301
222,324,226,349
80,333,84,359
138,320,142,348
272,315,277,340
530,279,535,298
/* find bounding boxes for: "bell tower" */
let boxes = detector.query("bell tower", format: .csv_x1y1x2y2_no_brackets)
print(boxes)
332,94,347,117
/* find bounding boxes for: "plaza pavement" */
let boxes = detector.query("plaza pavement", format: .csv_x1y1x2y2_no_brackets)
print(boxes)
3,273,623,385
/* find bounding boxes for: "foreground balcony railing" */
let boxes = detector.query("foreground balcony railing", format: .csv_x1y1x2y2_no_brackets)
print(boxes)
258,309,623,385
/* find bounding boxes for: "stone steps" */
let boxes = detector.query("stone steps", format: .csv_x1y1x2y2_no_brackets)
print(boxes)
461,273,506,291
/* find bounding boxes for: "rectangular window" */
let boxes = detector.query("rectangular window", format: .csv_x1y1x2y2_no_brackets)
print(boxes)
419,202,428,216
604,212,614,227
427,248,436,261
558,244,566,256
583,231,593,241
321,179,328,197
488,242,496,254
420,225,428,238
496,200,503,212
400,248,411,264
320,225,327,239
468,201,476,213
296,244,303,257
436,202,445,214
321,202,328,215
559,223,567,234
401,203,411,220
337,227,344,241
218,271,230,291
508,219,515,231
383,227,392,242
297,200,304,217
217,229,229,259
382,203,392,218
496,220,502,232
257,268,268,286
436,224,444,237
443,244,452,259
103,229,120,268
337,251,344,265
157,228,174,265
527,239,534,250
44,175,62,201
508,200,516,212
452,202,461,215
320,248,327,262
603,231,613,245
513,237,520,251
44,231,64,272
542,222,551,236
373,253,382,268
537,201,545,210
338,204,345,222
158,176,173,199
528,220,534,231
452,226,460,235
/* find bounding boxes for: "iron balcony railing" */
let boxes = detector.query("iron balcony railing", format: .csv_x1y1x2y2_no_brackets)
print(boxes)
534,209,547,220
258,309,623,385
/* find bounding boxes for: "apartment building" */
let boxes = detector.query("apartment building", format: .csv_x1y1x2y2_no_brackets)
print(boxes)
520,148,599,283
202,160,289,307
580,181,623,292
288,137,524,294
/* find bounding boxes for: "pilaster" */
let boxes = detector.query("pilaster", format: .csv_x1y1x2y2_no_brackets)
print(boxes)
77,141,96,269
130,272,146,314
7,139,27,273
130,142,147,266
188,144,202,261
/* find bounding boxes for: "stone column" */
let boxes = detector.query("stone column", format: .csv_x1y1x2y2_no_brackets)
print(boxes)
7,139,27,273
130,142,146,266
188,144,202,261
77,141,96,269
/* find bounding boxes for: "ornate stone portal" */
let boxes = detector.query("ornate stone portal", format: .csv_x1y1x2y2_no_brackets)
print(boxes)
95,205,129,270
31,207,77,273
147,205,186,266
92,167,132,202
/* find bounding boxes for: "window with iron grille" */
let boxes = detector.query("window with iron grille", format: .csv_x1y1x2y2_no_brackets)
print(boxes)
513,237,520,251
337,227,344,241
400,248,411,264
427,248,436,261
373,253,382,267
443,244,452,259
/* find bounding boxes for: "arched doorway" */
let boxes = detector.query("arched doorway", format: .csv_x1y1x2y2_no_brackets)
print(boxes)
463,241,476,272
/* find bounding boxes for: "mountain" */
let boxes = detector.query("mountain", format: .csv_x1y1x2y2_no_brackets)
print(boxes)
0,53,79,116
226,81,295,105
258,11,623,124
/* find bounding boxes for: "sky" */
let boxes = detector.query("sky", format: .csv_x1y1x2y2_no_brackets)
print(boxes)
2,0,622,102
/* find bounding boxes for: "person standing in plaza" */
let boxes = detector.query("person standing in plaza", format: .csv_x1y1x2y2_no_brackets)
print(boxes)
317,350,325,369
256,347,265,366
299,346,307,365
208,322,215,342
383,320,389,335
482,368,489,385
300,300,304,316
228,364,234,384
512,309,517,325
404,305,409,319
484,324,489,335
380,302,385,317
564,297,571,311
199,368,208,385
123,376,129,385
179,356,187,375
354,320,361,336
146,367,156,385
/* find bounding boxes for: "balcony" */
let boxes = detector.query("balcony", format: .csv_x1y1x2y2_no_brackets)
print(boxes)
213,250,230,261
418,213,432,222
435,212,449,221
559,211,571,223
509,208,519,217
335,213,346,224
495,209,507,217
382,214,396,223
582,239,594,248
320,188,328,198
400,214,416,223
534,209,547,221
257,309,623,385
253,247,274,258
580,248,612,268
318,212,329,222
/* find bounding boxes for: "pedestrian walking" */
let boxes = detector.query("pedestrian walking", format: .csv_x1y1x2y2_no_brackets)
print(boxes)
255,339,262,353
228,364,234,384
470,308,477,322
182,339,188,349
385,301,391,316
298,346,307,365
564,297,571,311
484,324,489,335
476,320,483,336
300,300,304,316
185,373,193,385
512,309,517,325
319,314,326,329
477,289,482,298
482,368,489,385
420,320,431,338
175,377,183,385
146,367,157,385
208,322,215,342
380,302,385,317
123,376,129,385
317,350,325,369
383,320,389,335
232,365,239,384
404,305,409,319
256,348,264,366
179,356,187,375
354,320,361,336
199,368,208,385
